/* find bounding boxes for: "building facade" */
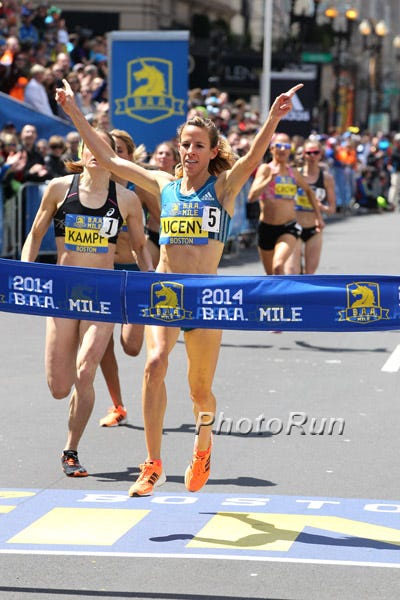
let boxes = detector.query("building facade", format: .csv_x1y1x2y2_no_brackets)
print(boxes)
59,0,400,133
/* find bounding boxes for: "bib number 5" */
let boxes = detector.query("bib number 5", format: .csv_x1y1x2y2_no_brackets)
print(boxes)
202,206,221,233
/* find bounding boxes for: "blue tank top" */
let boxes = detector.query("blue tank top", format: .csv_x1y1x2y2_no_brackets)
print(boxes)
159,176,231,246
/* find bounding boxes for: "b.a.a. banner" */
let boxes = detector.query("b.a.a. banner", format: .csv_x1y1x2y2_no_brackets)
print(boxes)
108,30,189,152
2,259,400,332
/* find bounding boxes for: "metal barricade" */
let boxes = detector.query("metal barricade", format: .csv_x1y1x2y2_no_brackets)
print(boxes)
0,184,19,259
224,177,257,255
17,182,56,259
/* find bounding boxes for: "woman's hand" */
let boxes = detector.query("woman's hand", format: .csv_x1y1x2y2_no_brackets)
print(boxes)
270,83,304,119
5,149,26,172
55,79,76,115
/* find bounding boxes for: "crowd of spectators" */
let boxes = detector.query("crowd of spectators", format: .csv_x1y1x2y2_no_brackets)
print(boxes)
0,0,109,124
0,0,400,258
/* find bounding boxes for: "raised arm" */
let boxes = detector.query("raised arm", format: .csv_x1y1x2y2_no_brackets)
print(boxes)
225,84,304,195
247,163,271,202
56,80,168,197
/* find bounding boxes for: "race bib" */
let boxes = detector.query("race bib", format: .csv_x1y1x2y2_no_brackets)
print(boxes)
160,216,209,245
201,205,221,233
64,214,109,253
296,188,313,209
99,217,119,238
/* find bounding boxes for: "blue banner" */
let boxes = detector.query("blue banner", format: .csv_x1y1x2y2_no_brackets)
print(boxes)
108,31,189,151
2,259,126,322
0,92,75,139
1,259,400,331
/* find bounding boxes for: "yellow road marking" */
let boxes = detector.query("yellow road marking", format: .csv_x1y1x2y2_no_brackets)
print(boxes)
0,506,15,513
8,507,150,546
0,492,35,499
187,512,400,551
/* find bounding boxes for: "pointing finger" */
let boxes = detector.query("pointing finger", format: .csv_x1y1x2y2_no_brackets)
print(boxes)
62,78,72,92
286,83,304,97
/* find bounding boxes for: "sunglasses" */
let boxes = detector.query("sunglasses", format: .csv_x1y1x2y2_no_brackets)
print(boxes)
305,150,320,156
273,142,291,150
50,144,64,150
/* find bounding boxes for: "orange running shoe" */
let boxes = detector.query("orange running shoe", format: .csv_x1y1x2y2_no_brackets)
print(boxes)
128,460,166,497
184,437,212,492
99,405,127,427
61,450,88,477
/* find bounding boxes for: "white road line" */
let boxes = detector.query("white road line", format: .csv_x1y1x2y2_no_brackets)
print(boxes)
0,549,399,568
382,344,400,373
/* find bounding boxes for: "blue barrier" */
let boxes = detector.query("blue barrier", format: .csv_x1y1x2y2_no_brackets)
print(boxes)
1,258,399,332
0,187,3,255
0,92,75,139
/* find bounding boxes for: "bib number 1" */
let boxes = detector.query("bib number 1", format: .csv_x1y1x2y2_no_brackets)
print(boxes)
99,217,119,238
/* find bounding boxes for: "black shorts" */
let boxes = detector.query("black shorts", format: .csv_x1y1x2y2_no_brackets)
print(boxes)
114,263,140,271
257,220,302,251
146,227,160,248
300,226,318,243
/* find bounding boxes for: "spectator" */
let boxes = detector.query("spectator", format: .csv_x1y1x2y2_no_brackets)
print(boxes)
62,131,81,162
146,140,179,266
31,3,50,41
18,6,39,46
355,166,386,212
36,138,49,158
0,137,26,256
43,23,58,61
0,121,17,142
43,66,59,115
24,64,54,116
79,82,96,117
54,51,71,77
91,76,107,105
69,33,91,66
50,61,64,85
0,51,29,101
72,62,84,76
56,17,69,50
16,123,49,183
0,35,20,66
44,134,68,178
388,133,400,209
57,71,83,121
34,40,52,66
1,139,24,181
0,17,7,43
1,133,19,159
80,63,98,91
91,107,110,130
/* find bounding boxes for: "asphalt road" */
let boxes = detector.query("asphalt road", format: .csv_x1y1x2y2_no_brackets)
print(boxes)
1,210,400,599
